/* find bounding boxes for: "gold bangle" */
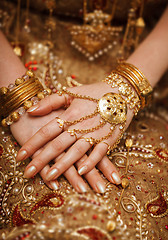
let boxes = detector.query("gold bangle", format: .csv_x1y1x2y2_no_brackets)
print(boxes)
4,86,42,114
103,71,141,114
114,69,144,108
3,82,41,108
1,85,42,117
116,62,153,109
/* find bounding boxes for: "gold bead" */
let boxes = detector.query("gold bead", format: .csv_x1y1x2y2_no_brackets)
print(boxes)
15,78,24,86
106,220,116,232
136,17,145,35
46,88,52,95
0,87,8,95
24,100,33,110
121,178,129,189
1,119,8,127
125,138,133,147
11,112,20,122
37,92,45,100
26,70,34,78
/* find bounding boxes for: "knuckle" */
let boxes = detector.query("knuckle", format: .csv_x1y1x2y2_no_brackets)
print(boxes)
66,108,79,121
75,143,86,155
39,125,51,139
51,138,64,152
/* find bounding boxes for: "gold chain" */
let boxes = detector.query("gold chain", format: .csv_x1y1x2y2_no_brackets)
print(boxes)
59,87,99,103
57,86,128,152
65,109,98,126
68,120,105,135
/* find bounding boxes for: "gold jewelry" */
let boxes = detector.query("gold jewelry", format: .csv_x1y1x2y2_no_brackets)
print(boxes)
0,70,52,127
67,129,78,141
102,142,112,155
55,117,65,130
102,72,140,115
115,62,153,109
57,86,127,150
63,94,70,108
70,0,122,61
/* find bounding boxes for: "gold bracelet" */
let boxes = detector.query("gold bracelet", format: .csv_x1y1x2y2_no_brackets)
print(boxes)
2,84,42,114
56,87,127,153
0,70,52,127
102,72,141,115
115,62,153,109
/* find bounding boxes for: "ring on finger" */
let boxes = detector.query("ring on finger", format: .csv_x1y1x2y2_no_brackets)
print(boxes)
63,94,70,108
55,117,65,130
67,129,78,141
80,137,95,146
102,142,112,155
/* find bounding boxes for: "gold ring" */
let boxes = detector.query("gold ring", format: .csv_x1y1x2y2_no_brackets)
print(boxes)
67,129,78,141
80,137,95,146
55,117,65,130
102,142,112,155
63,94,70,108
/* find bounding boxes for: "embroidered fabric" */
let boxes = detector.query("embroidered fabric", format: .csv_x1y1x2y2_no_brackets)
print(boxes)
0,1,168,239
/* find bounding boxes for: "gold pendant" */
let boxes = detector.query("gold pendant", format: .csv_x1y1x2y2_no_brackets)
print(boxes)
98,93,127,124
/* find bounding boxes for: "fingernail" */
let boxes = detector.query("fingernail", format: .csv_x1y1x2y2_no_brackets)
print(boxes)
17,150,27,161
78,165,88,175
46,168,59,181
112,172,121,185
50,181,59,191
96,182,106,193
24,166,36,178
77,183,87,193
27,104,39,112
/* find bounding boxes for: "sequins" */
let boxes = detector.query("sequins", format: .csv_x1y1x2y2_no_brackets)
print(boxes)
145,192,168,218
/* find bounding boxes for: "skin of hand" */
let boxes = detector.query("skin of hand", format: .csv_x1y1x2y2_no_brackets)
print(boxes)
16,81,134,185
11,108,122,193
0,31,122,194
2,7,168,194
16,7,168,186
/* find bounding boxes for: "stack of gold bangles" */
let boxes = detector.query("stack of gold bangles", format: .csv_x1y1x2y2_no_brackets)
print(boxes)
0,70,52,127
112,62,153,109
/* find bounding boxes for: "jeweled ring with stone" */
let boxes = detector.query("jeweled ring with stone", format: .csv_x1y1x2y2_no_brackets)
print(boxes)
56,117,65,130
67,129,78,141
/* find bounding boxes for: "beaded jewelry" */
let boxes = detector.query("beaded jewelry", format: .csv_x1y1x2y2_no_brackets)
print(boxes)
0,70,52,127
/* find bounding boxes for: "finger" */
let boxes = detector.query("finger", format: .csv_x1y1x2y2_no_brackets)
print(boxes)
75,156,106,193
23,131,77,178
97,155,121,185
27,93,72,115
45,139,91,181
78,142,108,175
16,117,63,162
28,148,59,191
40,164,60,191
77,127,121,175
55,153,88,193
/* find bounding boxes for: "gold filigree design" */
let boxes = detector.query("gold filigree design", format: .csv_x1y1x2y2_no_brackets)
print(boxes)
121,195,148,240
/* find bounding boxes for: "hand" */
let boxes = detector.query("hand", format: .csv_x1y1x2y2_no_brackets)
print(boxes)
16,82,134,187
11,106,119,193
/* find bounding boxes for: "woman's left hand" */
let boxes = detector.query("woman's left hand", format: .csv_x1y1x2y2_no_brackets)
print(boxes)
16,82,134,184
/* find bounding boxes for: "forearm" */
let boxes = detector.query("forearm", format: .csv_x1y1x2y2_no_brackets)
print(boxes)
0,31,25,87
128,7,168,87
